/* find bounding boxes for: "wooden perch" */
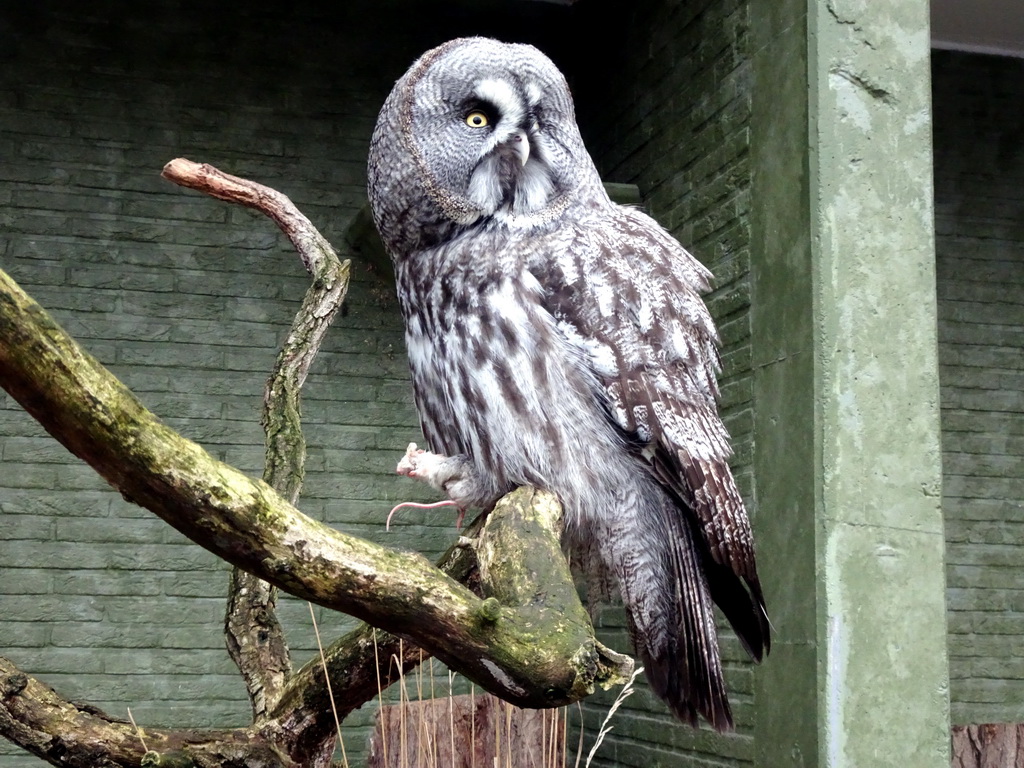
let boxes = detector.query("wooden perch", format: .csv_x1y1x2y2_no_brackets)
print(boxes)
0,160,632,767
951,724,1024,768
0,656,281,768
0,267,632,766
161,159,338,278
0,262,628,702
161,159,351,722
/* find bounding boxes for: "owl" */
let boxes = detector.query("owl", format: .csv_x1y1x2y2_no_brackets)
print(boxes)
367,37,769,730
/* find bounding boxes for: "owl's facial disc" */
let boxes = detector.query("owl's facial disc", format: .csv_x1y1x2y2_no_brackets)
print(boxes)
462,79,557,217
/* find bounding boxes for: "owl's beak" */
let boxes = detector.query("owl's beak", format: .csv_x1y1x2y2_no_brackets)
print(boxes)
510,129,530,167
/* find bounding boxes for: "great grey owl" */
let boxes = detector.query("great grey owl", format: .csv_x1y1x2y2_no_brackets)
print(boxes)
367,37,768,730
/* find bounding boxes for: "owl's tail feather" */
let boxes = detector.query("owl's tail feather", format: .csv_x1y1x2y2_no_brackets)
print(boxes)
621,502,735,731
706,557,770,663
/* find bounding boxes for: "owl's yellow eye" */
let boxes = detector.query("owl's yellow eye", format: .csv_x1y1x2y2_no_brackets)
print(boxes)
465,111,489,128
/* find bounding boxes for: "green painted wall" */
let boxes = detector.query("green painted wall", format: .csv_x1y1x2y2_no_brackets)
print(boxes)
933,50,1024,727
570,0,757,764
749,0,948,766
0,3,541,764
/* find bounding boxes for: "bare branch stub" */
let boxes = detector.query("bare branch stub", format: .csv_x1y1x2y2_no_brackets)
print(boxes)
162,158,351,723
161,158,338,277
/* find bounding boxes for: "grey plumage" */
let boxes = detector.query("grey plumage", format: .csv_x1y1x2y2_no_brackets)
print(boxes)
368,37,768,730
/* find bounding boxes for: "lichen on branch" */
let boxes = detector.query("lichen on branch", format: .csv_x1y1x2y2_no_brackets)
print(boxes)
160,158,352,724
0,161,632,768
0,266,632,766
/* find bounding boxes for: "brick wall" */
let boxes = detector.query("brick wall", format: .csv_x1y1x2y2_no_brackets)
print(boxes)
570,0,755,764
0,3,453,765
933,50,1024,727
0,1,757,765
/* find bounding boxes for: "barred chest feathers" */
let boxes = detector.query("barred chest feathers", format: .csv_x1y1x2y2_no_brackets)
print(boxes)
395,227,614,523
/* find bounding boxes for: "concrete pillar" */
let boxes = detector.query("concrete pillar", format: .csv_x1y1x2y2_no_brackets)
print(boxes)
748,1,950,765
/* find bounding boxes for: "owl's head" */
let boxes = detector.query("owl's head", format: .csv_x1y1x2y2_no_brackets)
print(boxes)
368,37,604,255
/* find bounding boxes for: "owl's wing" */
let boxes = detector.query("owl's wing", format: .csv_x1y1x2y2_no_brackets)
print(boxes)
542,205,769,660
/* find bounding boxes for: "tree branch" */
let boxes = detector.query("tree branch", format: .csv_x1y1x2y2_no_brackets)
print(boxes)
265,511,489,759
1,162,632,766
161,159,337,278
0,267,629,713
0,517,459,767
0,487,630,767
160,159,351,723
0,656,292,768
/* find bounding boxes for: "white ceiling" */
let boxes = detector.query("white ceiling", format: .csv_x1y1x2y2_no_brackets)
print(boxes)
932,0,1024,58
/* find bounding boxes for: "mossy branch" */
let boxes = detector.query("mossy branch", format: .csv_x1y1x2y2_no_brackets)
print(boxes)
0,266,632,766
0,161,632,767
160,159,352,723
0,656,286,768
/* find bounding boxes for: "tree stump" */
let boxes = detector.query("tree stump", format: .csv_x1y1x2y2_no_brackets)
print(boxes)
368,693,566,768
951,724,1024,768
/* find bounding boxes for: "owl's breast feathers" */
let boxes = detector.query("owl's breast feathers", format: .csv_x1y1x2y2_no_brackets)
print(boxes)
398,205,767,653
394,223,607,504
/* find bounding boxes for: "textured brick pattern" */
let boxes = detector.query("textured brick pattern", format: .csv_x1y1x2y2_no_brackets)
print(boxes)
933,51,1024,726
571,0,755,764
0,1,755,766
0,4,443,765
